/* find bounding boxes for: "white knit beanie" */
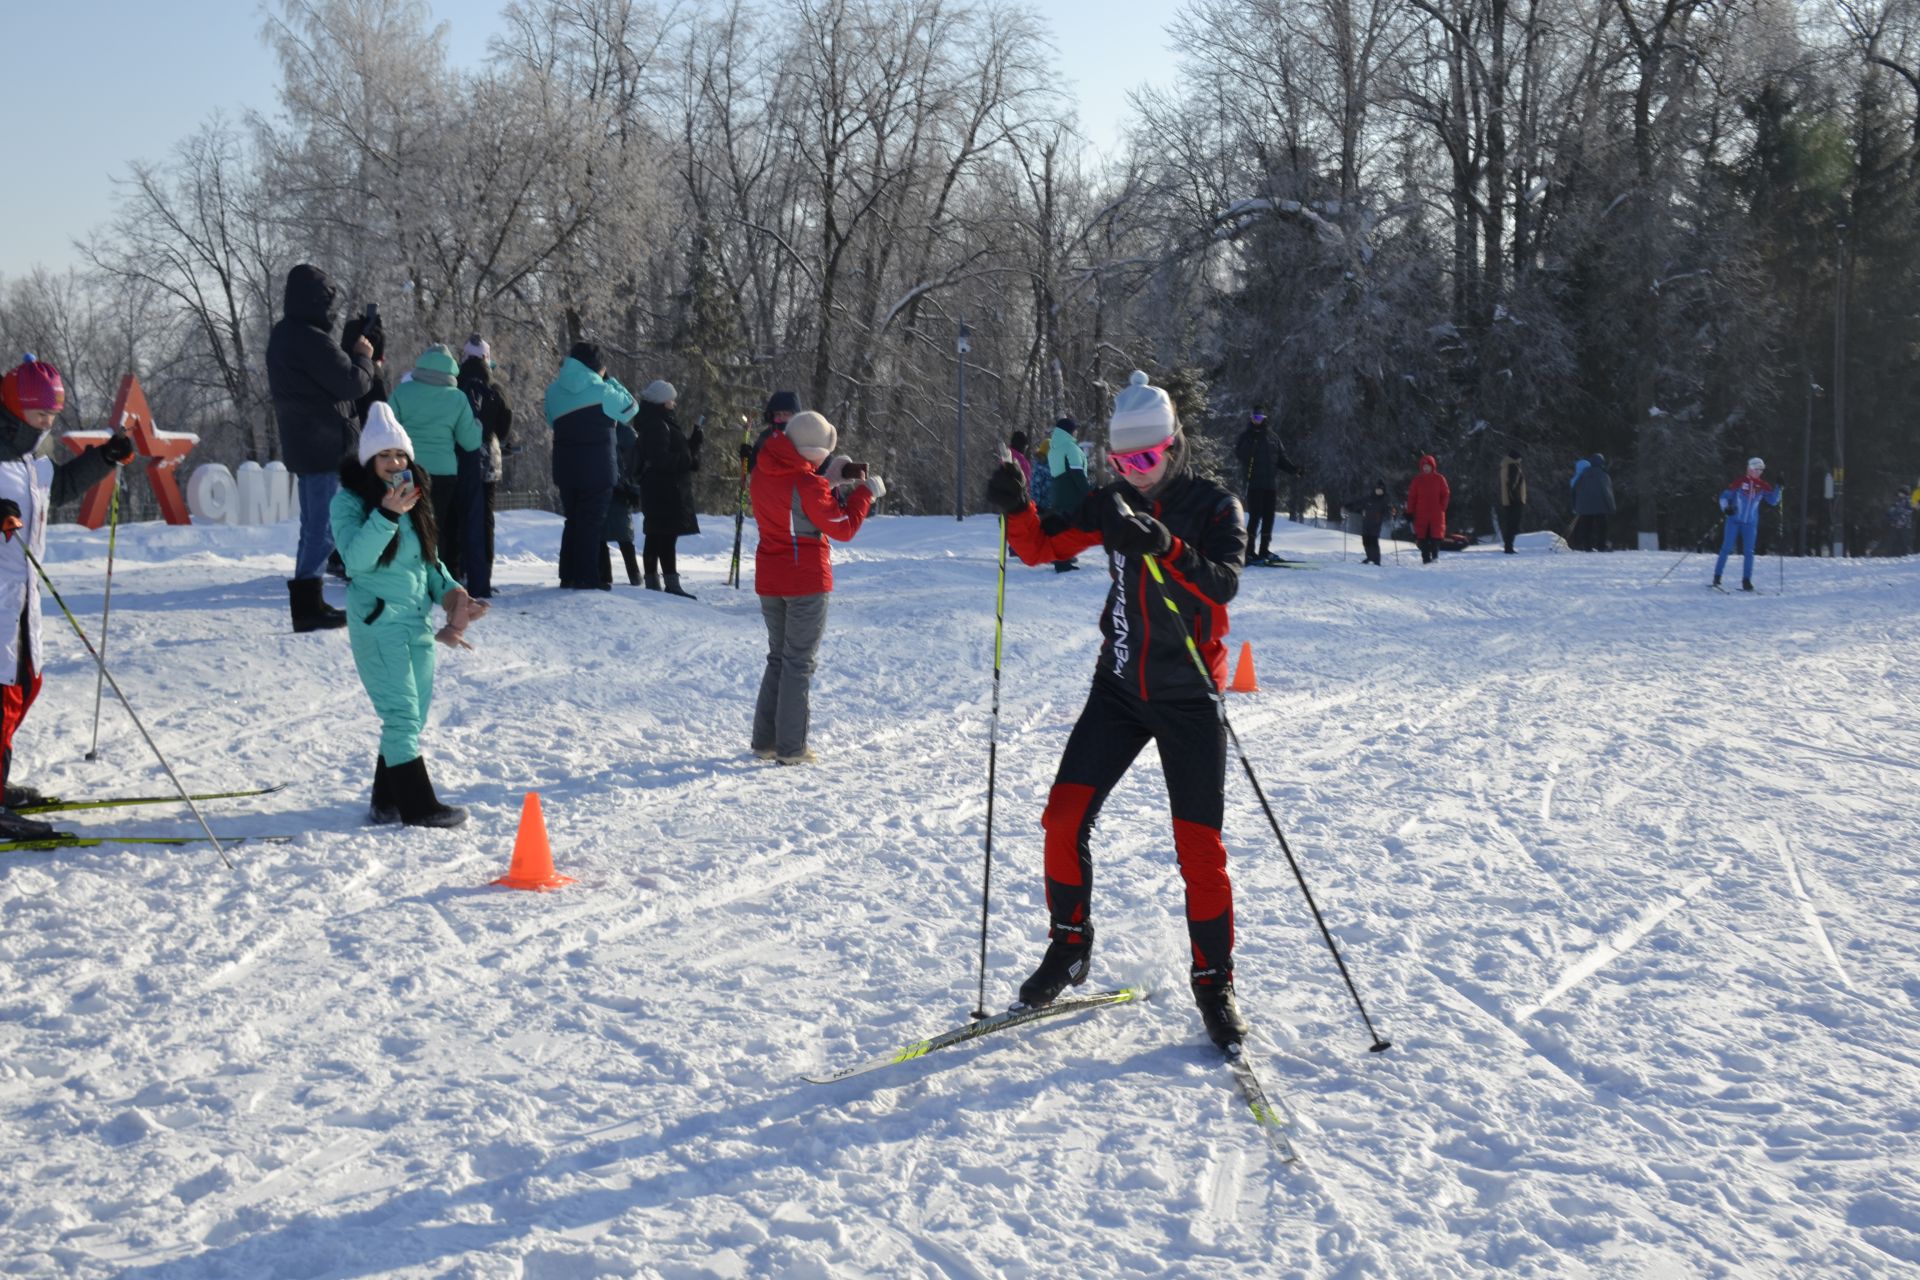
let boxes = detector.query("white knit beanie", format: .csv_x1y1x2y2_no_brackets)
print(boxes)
463,333,490,360
785,410,837,460
641,379,677,405
1748,456,1765,470
1108,370,1176,452
358,400,414,464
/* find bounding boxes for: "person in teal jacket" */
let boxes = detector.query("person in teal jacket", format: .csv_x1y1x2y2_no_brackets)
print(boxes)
331,401,489,828
389,344,483,582
1045,417,1091,572
544,341,638,589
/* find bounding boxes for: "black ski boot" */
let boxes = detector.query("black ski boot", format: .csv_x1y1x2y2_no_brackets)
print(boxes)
1192,974,1249,1051
4,782,50,809
1741,579,1755,592
367,756,400,825
0,808,60,840
1017,926,1093,1008
1712,575,1722,588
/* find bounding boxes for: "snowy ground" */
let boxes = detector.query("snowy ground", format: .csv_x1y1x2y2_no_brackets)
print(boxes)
1,509,1917,1279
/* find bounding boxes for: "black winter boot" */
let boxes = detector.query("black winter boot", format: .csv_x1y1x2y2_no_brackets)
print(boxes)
664,574,697,599
387,756,467,829
368,756,400,825
1192,975,1249,1051
644,572,662,591
288,579,346,633
1741,579,1755,592
1017,926,1093,1008
621,543,642,586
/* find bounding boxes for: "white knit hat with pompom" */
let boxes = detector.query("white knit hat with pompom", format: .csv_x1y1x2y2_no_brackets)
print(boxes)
1108,370,1176,452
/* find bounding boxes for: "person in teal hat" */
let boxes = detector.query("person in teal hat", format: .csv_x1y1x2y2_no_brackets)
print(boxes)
388,344,482,581
331,401,489,828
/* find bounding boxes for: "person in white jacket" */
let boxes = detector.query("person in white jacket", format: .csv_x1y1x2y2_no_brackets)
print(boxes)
0,355,133,838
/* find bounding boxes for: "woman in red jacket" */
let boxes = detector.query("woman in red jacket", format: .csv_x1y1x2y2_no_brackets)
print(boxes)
749,411,884,764
1405,454,1450,563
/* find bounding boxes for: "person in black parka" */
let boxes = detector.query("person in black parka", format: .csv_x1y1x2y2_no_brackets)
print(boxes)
635,380,703,598
1232,404,1303,565
456,335,514,598
1347,480,1392,565
266,263,374,633
1570,452,1616,551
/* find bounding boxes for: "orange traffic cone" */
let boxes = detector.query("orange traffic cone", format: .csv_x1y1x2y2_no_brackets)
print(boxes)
1228,641,1260,693
491,792,575,891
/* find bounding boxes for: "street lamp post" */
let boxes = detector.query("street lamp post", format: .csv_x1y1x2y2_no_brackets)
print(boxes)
1832,225,1848,558
955,320,972,521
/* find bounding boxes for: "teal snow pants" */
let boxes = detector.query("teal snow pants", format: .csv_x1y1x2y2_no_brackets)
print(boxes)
349,616,436,767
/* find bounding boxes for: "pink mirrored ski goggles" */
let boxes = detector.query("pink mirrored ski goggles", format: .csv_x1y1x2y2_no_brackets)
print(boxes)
1110,438,1173,476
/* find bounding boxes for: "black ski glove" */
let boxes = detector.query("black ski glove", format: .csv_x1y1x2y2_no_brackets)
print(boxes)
688,428,704,455
0,498,19,535
984,462,1029,515
1101,492,1173,558
101,434,135,465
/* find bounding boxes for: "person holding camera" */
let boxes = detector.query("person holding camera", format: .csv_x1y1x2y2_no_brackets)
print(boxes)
331,402,487,829
0,356,136,838
267,264,375,632
457,335,514,598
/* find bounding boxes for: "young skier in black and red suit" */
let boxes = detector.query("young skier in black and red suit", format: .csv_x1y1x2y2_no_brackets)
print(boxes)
983,371,1252,1049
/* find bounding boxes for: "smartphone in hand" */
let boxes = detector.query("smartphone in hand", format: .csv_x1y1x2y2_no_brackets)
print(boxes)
388,468,413,490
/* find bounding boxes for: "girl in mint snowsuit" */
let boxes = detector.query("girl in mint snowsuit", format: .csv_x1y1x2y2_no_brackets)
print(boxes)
330,402,488,827
1712,457,1782,590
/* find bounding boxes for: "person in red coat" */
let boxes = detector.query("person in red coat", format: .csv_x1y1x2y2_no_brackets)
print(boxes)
1405,454,1451,563
749,410,883,764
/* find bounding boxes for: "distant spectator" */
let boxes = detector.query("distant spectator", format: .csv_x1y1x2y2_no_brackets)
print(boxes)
1498,448,1526,554
635,380,703,598
266,264,372,632
1405,454,1451,564
1570,453,1616,551
456,334,514,599
388,344,481,582
1045,418,1091,573
604,415,643,586
543,342,637,590
1347,479,1392,565
1233,404,1302,566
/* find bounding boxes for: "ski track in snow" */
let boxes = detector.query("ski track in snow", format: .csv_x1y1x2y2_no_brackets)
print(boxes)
1,517,1918,1277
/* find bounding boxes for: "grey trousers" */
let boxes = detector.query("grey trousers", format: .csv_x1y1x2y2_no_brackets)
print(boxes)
753,593,830,756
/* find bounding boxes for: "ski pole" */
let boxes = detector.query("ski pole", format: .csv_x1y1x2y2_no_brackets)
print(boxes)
729,417,751,589
1777,492,1786,594
971,510,1010,1021
1140,549,1392,1054
86,472,122,761
7,528,232,868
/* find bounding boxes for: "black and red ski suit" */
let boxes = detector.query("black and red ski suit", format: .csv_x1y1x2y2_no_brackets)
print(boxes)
1005,475,1247,982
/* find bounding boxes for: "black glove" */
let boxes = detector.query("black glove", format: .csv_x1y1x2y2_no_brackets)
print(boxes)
1101,492,1174,558
739,442,756,463
0,498,19,529
101,434,135,465
984,462,1029,515
615,482,642,505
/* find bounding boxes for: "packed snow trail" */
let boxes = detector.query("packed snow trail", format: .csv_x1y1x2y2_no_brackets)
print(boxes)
0,516,1916,1277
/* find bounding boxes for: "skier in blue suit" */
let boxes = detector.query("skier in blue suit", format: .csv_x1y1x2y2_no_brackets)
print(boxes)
1713,456,1782,591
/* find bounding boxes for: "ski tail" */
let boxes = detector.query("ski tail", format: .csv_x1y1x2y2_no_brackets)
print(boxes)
804,987,1145,1085
0,834,294,853
18,783,287,815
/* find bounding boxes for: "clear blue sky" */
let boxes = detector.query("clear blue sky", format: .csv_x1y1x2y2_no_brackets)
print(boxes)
5,0,1173,280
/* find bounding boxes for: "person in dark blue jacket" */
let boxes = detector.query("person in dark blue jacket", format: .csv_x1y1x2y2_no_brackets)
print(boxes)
542,342,638,590
1712,457,1782,591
